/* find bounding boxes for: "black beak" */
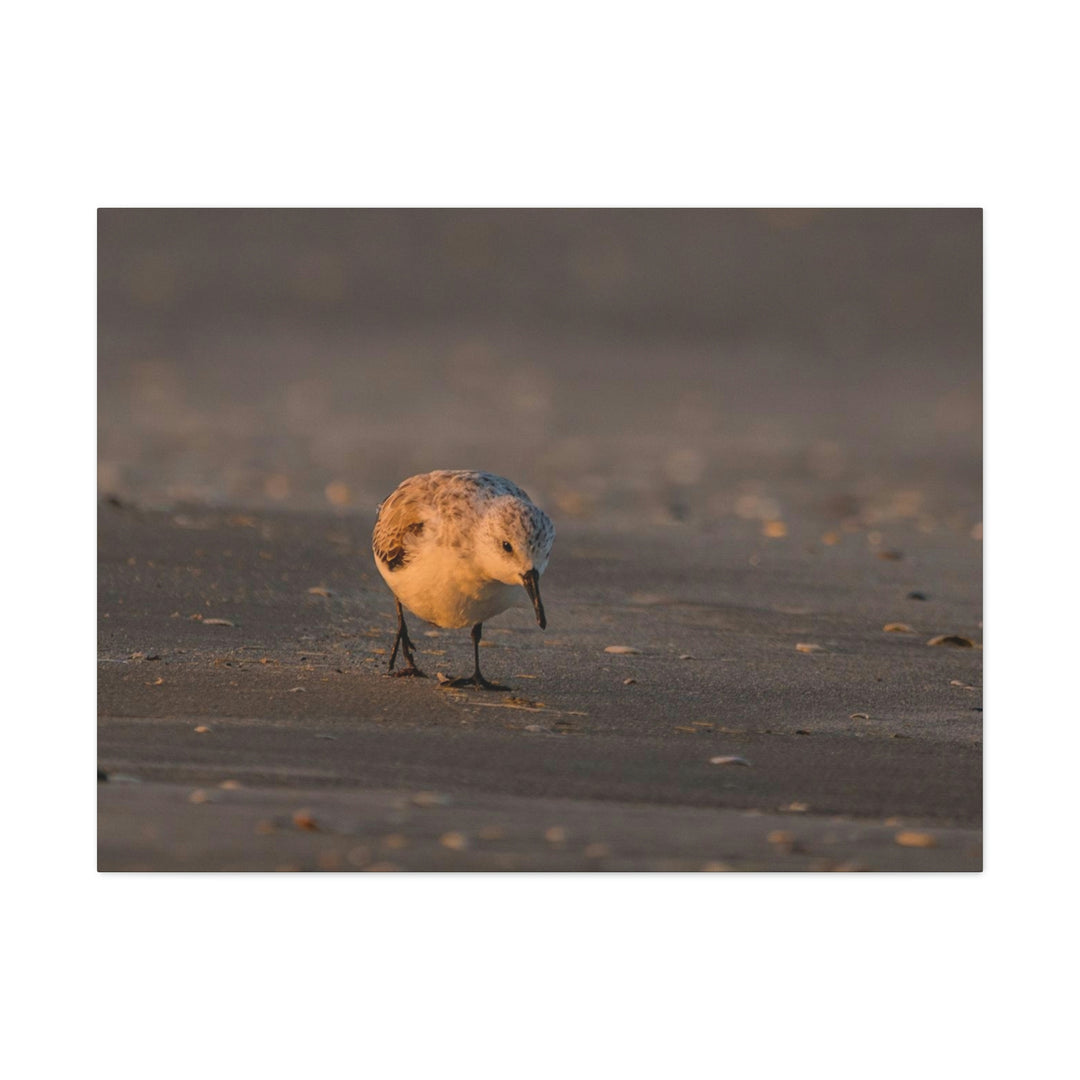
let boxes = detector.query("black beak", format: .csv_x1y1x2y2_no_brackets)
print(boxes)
521,569,546,629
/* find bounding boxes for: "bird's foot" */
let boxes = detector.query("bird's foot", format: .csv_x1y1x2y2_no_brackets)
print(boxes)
441,674,512,692
389,664,427,678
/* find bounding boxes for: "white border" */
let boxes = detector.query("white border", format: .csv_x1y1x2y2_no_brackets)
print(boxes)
6,3,1076,1076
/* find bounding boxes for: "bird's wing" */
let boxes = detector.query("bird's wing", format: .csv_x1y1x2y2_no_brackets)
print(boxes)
372,486,426,571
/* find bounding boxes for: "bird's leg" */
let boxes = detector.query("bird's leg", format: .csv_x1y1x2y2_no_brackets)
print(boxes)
444,622,511,691
388,600,426,677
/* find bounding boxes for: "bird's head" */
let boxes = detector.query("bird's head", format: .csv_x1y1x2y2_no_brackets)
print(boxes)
478,497,555,628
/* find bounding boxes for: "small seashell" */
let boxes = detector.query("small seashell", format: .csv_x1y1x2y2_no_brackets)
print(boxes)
202,618,234,626
544,826,567,844
194,724,211,733
883,623,915,633
795,643,823,653
605,645,640,655
895,831,937,848
292,809,319,831
709,755,751,767
440,832,468,851
927,634,975,647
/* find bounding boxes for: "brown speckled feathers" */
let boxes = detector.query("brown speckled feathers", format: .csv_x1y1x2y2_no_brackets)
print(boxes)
372,470,534,572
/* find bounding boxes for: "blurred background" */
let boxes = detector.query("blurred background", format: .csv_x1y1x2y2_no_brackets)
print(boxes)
98,209,981,530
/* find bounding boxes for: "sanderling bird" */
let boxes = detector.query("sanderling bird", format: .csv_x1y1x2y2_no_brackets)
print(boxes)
372,470,556,690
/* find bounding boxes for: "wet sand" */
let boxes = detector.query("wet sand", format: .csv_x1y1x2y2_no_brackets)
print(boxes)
98,501,982,871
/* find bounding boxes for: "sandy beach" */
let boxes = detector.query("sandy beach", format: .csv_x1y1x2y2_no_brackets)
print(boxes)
98,209,981,871
98,499,981,871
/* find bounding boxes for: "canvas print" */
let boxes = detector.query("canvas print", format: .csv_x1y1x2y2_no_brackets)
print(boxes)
98,208,982,871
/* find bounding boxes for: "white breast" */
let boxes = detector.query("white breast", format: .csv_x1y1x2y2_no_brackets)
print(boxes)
377,542,521,629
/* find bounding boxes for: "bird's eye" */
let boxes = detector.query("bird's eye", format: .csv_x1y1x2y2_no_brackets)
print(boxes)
502,541,513,553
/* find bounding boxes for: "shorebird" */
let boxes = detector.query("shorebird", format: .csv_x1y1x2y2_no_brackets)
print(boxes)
372,470,555,690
